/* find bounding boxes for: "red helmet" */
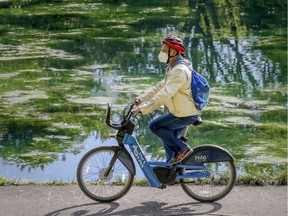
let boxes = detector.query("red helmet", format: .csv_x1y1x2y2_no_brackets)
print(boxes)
162,36,185,55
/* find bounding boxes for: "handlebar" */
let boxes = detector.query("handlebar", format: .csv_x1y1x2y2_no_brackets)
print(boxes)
105,101,137,130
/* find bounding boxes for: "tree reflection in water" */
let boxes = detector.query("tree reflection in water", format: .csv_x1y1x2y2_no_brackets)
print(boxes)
0,0,286,182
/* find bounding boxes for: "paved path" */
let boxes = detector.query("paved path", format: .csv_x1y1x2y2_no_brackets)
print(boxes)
0,185,287,216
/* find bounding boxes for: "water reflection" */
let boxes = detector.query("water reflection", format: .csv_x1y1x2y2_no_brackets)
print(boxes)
194,37,284,99
0,0,286,182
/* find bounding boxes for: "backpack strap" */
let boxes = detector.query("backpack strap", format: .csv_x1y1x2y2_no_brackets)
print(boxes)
170,56,193,71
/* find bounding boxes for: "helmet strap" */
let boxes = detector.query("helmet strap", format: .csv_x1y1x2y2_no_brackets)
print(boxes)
166,46,171,64
166,46,179,64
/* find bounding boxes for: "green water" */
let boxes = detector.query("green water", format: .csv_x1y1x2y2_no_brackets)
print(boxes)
0,0,287,182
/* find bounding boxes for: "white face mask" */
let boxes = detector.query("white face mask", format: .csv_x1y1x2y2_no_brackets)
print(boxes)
158,51,169,63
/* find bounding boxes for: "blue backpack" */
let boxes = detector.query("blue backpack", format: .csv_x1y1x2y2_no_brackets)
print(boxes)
171,58,210,110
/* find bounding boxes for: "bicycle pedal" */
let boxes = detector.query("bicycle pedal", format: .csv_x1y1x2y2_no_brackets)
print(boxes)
159,184,166,189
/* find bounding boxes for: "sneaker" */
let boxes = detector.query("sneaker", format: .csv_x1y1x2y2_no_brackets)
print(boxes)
169,147,192,164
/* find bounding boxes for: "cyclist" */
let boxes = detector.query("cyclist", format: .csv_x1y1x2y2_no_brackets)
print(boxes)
134,36,199,164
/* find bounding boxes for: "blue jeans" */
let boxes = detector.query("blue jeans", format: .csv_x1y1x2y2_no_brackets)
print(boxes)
149,113,199,162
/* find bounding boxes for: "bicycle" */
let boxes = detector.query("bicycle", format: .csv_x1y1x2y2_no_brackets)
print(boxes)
77,102,236,203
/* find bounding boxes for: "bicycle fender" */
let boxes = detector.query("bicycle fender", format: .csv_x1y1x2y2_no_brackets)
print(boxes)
186,144,235,165
113,146,136,176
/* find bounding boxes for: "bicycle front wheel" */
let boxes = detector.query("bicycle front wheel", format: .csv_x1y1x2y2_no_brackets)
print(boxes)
77,146,134,202
180,147,236,202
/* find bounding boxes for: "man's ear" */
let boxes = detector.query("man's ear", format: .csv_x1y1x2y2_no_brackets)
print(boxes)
170,48,177,56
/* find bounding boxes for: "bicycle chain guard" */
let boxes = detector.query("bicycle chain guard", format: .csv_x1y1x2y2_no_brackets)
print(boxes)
153,167,177,184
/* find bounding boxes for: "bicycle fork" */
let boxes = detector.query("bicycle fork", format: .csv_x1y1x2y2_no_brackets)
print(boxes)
104,145,124,177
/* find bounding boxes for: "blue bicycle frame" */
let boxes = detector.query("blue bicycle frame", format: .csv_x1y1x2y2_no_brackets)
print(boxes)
105,102,234,188
77,102,236,203
123,133,209,188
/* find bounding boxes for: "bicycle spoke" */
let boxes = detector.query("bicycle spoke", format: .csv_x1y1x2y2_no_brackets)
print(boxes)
181,158,236,202
77,147,134,202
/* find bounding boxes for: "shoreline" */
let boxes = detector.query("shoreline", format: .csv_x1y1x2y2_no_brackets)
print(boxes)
1,172,287,186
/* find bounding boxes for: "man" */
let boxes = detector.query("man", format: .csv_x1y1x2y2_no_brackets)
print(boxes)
134,36,199,164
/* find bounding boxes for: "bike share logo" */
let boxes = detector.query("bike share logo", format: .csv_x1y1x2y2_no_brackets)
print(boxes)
132,145,146,168
195,154,207,162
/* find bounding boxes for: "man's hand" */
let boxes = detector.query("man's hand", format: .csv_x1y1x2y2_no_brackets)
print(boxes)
134,107,142,115
135,98,142,105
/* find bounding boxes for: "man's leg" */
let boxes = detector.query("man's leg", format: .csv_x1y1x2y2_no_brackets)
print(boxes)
174,127,186,139
149,114,177,161
149,113,199,161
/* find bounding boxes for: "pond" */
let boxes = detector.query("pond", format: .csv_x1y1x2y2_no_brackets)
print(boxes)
0,0,287,182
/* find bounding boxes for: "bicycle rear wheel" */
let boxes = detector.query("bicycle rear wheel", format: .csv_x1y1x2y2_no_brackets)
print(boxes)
77,146,134,202
180,147,236,202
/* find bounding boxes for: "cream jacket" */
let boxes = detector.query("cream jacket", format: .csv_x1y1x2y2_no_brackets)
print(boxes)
138,61,199,117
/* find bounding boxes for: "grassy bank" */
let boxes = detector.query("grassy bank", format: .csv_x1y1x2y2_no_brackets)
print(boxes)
1,172,287,187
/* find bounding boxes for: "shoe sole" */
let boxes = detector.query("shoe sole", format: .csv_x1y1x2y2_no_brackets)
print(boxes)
170,149,193,165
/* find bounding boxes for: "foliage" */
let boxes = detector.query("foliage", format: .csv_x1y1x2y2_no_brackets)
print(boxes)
236,172,287,186
0,177,7,186
0,0,286,182
1,173,286,186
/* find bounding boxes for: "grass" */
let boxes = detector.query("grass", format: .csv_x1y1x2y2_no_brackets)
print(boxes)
0,177,78,186
1,172,287,187
0,177,7,186
133,172,287,186
236,172,287,186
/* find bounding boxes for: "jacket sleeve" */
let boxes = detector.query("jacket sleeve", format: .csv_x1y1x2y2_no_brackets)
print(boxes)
139,68,186,114
138,79,165,102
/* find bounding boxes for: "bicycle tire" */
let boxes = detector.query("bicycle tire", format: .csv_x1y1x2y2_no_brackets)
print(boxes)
180,146,236,202
77,146,134,202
